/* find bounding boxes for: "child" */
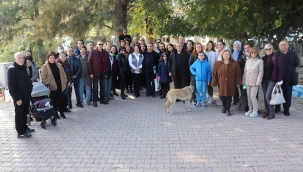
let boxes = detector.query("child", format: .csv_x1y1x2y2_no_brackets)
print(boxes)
157,53,172,99
190,52,211,108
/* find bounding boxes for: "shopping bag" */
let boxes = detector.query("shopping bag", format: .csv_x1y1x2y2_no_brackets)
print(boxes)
270,85,286,105
154,78,161,92
237,89,248,111
4,89,12,103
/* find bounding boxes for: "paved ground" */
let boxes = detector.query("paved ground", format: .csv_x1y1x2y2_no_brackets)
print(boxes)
1,87,303,172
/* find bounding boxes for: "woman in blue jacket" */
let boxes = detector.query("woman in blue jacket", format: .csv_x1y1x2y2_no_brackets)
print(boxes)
190,52,211,108
157,53,172,99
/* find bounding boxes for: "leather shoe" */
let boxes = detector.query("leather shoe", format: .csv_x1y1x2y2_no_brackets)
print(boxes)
113,92,119,96
262,112,269,118
100,100,108,104
26,128,35,133
226,109,231,116
55,114,61,119
121,95,125,99
64,109,71,112
284,111,290,116
93,101,98,107
18,133,32,139
60,112,66,119
68,104,72,109
266,114,275,120
221,107,226,113
79,103,84,108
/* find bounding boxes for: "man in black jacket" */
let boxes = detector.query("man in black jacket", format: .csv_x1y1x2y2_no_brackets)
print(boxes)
144,43,160,97
275,40,300,116
7,52,34,138
168,43,190,89
119,28,131,44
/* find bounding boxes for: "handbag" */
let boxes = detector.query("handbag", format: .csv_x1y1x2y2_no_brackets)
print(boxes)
270,85,286,105
237,89,248,111
291,71,298,86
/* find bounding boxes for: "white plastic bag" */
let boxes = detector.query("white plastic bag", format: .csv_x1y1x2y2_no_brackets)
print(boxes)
154,78,161,92
270,85,286,105
4,89,12,103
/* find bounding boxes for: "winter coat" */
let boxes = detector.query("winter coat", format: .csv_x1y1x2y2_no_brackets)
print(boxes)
276,50,300,79
7,62,32,101
56,59,74,85
87,49,110,78
158,61,172,83
211,59,242,96
205,50,216,71
142,51,159,78
116,53,129,77
168,51,190,78
243,58,264,86
190,59,211,82
67,55,82,78
25,61,39,81
40,62,67,92
261,53,283,83
78,55,92,86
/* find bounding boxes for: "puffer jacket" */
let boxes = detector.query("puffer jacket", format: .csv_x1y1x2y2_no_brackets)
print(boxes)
190,58,211,82
242,58,264,86
158,61,171,83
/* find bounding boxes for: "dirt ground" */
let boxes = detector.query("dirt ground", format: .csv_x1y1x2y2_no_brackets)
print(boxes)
298,56,303,85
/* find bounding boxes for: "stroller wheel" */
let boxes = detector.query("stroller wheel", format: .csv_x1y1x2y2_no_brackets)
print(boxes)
41,121,46,129
51,118,57,126
27,115,31,126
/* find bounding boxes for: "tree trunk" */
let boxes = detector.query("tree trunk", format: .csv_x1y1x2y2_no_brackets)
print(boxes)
114,0,130,46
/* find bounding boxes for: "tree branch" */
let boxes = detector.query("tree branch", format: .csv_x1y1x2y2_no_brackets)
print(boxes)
103,24,112,30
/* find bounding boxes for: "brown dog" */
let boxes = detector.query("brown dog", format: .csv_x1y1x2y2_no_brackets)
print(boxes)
165,85,194,114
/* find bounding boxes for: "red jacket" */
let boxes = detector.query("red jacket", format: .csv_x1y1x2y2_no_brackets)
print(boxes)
88,49,110,78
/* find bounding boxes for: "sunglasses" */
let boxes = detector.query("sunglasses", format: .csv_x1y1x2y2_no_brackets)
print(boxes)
98,44,103,46
251,52,258,54
264,48,272,51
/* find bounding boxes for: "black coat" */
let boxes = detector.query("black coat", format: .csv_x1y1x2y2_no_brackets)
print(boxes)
168,51,190,78
142,51,159,78
7,62,32,101
116,53,129,77
276,50,300,79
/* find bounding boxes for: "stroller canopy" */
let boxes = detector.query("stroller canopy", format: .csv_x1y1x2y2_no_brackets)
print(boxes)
32,82,50,97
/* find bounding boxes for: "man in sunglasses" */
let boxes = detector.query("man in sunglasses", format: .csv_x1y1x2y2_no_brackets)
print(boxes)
275,40,300,116
88,40,111,107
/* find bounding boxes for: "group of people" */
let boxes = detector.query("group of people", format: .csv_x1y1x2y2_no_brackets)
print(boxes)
7,28,300,138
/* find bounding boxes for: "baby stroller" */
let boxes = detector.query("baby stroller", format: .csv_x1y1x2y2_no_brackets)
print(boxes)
28,82,57,129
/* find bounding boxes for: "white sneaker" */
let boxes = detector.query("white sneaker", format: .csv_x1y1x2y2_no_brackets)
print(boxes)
250,111,258,118
204,97,209,103
216,100,222,106
245,110,252,116
207,97,213,104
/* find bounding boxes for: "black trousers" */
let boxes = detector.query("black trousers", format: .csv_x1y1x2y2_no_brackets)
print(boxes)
233,86,243,104
127,71,133,90
174,74,189,89
132,73,142,96
220,96,232,109
161,83,170,90
145,71,155,96
275,77,292,113
51,91,64,114
120,75,126,96
111,72,118,93
207,85,213,97
14,96,30,135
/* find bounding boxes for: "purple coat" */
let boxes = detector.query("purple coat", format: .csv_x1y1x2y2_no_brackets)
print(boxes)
262,53,283,83
158,61,172,83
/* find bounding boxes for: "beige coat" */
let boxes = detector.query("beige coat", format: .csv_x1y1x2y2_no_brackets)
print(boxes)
41,62,67,92
242,58,264,86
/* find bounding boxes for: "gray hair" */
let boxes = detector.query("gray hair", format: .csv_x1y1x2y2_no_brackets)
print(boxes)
14,52,24,59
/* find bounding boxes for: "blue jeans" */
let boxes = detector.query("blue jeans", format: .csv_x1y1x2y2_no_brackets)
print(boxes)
261,80,275,114
93,73,106,102
105,77,112,99
79,78,91,103
67,86,73,105
195,81,207,103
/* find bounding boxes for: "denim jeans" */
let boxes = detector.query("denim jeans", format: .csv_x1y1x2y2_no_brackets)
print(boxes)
105,77,112,99
67,86,73,105
93,73,106,102
261,80,276,114
79,78,91,103
195,81,207,103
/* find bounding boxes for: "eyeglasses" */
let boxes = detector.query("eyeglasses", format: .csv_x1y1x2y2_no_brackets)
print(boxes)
251,52,257,54
121,50,125,51
98,44,103,46
264,48,272,51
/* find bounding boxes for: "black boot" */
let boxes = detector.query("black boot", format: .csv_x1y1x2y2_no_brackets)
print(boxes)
160,89,166,99
60,112,66,119
221,106,226,113
226,109,231,116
